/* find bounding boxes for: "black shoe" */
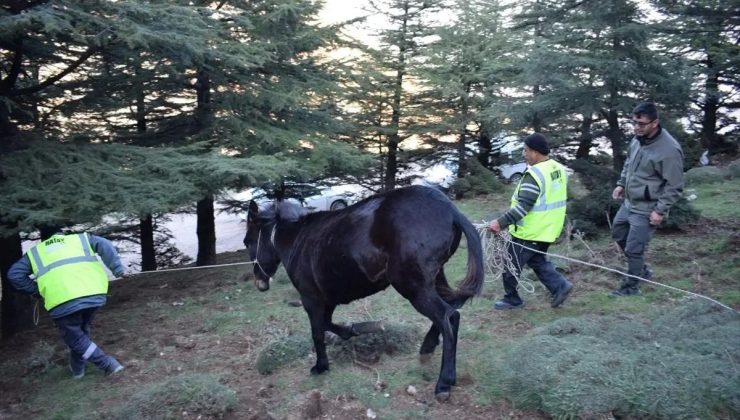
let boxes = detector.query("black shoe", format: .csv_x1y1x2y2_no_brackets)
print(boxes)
494,299,524,310
551,281,573,308
609,286,640,298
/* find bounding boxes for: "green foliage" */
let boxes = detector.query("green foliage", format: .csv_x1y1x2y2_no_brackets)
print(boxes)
255,335,313,375
452,160,504,198
113,373,237,420
728,160,740,178
255,322,420,375
685,166,727,184
658,197,701,230
567,160,621,237
24,340,56,375
489,303,740,419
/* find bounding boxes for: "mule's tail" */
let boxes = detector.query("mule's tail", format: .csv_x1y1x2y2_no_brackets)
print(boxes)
443,211,485,308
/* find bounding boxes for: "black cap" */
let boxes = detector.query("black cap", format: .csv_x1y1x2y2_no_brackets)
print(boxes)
39,224,64,240
524,132,550,155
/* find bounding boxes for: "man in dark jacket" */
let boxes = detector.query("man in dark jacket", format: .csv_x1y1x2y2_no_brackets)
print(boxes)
7,225,127,378
611,102,684,296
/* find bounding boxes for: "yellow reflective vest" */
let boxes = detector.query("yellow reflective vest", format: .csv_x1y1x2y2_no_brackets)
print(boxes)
510,159,568,243
28,233,108,311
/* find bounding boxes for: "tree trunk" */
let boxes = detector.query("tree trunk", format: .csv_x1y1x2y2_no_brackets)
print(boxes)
1,230,34,339
135,80,157,271
477,126,492,169
605,107,626,171
383,5,409,192
196,196,216,266
700,50,720,151
140,215,156,271
575,115,594,159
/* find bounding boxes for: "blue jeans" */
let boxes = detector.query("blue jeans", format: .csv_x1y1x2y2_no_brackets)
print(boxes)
53,307,116,373
502,237,569,304
611,204,655,287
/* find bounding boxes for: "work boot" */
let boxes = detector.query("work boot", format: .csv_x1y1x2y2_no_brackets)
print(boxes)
551,281,573,308
609,286,641,297
104,357,124,376
69,353,86,379
494,298,524,310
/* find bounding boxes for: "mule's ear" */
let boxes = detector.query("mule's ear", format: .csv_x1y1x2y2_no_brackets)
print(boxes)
248,200,259,224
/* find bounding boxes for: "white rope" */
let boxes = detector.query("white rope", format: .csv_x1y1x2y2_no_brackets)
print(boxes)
477,226,535,293
474,222,738,313
118,260,254,278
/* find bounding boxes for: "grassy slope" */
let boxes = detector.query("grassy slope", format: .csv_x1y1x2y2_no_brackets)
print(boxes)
0,177,737,419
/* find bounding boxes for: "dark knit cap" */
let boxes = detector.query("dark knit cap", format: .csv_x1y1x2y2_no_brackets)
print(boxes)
524,132,550,155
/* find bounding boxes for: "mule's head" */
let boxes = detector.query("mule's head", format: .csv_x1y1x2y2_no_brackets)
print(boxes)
243,200,281,291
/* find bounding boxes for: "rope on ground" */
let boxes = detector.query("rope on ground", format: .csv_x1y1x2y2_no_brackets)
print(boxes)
474,221,738,313
114,261,255,279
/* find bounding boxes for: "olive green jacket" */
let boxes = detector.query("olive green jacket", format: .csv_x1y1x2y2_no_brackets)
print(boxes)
618,127,684,216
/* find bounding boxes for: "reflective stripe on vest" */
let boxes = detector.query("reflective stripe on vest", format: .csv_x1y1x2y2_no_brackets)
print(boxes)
510,159,568,243
28,233,108,311
29,234,99,277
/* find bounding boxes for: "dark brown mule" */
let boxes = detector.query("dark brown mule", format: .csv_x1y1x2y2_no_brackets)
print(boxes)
243,185,484,401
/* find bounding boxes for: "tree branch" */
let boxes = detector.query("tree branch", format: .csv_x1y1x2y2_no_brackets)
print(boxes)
7,46,99,97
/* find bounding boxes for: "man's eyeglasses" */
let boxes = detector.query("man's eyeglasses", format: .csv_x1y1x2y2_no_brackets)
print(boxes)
631,119,655,128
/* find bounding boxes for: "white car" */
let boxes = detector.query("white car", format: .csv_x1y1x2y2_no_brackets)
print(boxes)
496,162,528,184
234,183,359,215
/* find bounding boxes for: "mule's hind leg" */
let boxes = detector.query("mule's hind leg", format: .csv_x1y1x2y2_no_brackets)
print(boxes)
397,285,459,401
324,305,356,340
420,325,440,356
420,269,458,356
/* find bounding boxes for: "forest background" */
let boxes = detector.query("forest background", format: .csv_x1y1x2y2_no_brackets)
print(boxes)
0,0,737,339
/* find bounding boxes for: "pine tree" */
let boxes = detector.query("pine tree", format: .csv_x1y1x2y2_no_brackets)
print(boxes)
652,0,740,153
499,0,690,169
418,0,513,182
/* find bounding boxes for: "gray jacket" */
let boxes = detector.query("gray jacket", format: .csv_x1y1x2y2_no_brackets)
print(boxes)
618,127,684,216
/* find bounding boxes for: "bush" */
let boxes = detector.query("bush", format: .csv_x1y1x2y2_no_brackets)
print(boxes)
566,160,621,237
658,197,701,230
256,335,313,375
114,373,237,420
490,302,740,419
686,166,726,184
727,159,740,179
452,160,504,198
255,322,420,374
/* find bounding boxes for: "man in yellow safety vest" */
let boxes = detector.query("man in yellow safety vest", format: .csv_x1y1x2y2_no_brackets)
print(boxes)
7,225,127,378
488,133,574,310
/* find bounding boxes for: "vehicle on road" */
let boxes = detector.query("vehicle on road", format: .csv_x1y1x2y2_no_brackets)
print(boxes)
233,183,360,215
496,161,528,184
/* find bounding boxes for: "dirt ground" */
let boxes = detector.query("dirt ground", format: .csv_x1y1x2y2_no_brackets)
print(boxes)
0,249,548,420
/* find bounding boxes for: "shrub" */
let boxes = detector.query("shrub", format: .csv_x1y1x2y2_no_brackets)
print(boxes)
452,160,504,198
256,335,313,375
686,166,726,184
114,373,237,420
727,159,740,179
657,197,701,230
490,302,740,419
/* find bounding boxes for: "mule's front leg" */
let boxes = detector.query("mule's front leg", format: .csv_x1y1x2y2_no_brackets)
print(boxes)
305,303,330,375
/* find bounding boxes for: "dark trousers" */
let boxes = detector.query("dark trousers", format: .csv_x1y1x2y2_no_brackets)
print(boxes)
53,307,114,372
502,237,568,304
611,204,655,287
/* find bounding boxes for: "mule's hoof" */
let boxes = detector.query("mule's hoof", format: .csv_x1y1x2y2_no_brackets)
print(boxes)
435,391,450,402
310,365,329,375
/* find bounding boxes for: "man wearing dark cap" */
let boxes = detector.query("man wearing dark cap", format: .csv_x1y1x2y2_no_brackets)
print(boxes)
610,102,684,296
489,133,573,309
7,224,127,378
